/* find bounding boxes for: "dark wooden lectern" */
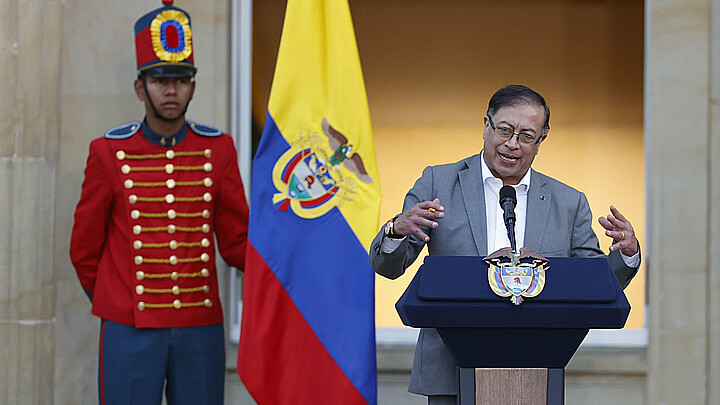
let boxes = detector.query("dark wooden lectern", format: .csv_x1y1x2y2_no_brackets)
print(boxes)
396,256,630,405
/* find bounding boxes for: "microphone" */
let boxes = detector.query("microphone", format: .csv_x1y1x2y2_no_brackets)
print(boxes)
499,185,517,252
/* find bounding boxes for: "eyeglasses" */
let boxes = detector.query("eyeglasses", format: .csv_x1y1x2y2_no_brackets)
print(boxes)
488,117,542,145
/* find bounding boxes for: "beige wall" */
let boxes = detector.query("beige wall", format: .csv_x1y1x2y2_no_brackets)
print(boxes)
0,1,62,403
254,0,646,328
646,0,720,403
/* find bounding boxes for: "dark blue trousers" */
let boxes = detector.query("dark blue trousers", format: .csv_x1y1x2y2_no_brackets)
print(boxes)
99,320,225,405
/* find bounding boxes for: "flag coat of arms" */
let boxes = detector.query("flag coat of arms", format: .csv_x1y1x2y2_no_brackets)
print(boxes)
237,1,380,404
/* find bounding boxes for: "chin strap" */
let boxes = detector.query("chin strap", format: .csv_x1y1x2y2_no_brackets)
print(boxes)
141,75,191,122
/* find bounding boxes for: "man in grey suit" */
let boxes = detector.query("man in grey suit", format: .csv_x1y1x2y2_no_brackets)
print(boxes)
369,85,640,405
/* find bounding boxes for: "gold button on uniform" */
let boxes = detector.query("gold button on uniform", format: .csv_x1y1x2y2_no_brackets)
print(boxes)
134,256,143,265
169,240,178,250
165,194,175,204
166,179,176,189
137,302,146,311
167,209,176,219
202,224,210,233
204,299,212,308
173,300,182,309
201,268,210,277
202,210,210,219
121,165,131,175
202,285,210,293
201,253,210,262
169,255,178,265
136,271,145,280
203,193,212,202
166,150,175,159
135,285,144,295
203,162,213,172
133,240,142,250
133,225,142,235
204,149,212,158
165,164,174,174
129,194,138,204
172,285,181,295
124,179,134,189
204,178,213,187
116,151,126,160
167,224,176,234
201,238,210,248
171,272,179,281
131,210,140,219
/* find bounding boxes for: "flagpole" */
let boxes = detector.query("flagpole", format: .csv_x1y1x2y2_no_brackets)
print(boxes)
229,0,253,345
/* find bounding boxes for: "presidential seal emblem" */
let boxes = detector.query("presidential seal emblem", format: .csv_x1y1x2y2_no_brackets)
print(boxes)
272,118,373,219
484,247,550,305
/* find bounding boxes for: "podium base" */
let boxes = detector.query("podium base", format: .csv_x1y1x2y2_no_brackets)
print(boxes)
459,368,564,405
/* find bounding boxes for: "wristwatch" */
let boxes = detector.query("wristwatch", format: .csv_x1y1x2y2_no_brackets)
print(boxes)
383,215,402,238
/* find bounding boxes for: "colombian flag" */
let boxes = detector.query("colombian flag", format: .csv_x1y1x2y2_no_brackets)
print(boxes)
237,0,381,404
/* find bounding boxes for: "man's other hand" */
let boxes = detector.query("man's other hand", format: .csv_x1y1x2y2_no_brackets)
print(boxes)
599,205,638,256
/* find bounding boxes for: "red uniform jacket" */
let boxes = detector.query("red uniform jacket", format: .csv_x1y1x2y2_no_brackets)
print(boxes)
70,121,249,328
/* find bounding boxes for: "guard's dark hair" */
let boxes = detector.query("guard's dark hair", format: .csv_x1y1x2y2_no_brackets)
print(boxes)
487,85,550,134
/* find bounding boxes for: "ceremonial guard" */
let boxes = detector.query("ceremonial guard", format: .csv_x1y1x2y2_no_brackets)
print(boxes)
70,1,248,404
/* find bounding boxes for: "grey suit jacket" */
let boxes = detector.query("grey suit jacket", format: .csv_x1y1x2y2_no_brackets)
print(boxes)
369,153,639,395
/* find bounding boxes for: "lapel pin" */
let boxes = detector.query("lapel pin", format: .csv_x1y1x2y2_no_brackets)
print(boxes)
540,195,546,200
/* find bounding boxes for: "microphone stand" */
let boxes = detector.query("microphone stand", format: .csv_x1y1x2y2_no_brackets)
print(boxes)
506,217,517,254
499,185,518,255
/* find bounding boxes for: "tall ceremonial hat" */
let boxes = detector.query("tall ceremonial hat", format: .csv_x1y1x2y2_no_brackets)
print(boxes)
134,0,196,77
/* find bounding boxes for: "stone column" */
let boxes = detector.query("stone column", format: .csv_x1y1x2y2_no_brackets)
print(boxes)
646,0,720,403
710,2,720,404
0,0,62,404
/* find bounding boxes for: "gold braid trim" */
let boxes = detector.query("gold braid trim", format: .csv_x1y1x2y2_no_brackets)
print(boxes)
135,196,205,203
174,165,209,171
175,197,206,202
174,151,207,157
125,153,170,160
175,180,206,187
140,241,206,249
124,151,207,160
141,258,170,264
142,255,205,264
143,303,175,309
175,225,205,232
136,197,167,203
142,271,209,279
130,180,205,188
129,166,165,172
175,212,205,218
138,211,206,218
128,165,208,172
143,301,206,309
136,225,205,233
140,212,171,218
142,286,207,294
137,226,169,232
178,257,204,263
180,301,207,308
133,181,168,187
136,226,167,232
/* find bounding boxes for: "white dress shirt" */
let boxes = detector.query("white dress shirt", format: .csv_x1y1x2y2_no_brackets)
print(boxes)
481,150,530,253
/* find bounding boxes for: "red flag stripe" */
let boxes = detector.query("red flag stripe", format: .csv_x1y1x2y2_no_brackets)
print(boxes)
238,243,368,405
